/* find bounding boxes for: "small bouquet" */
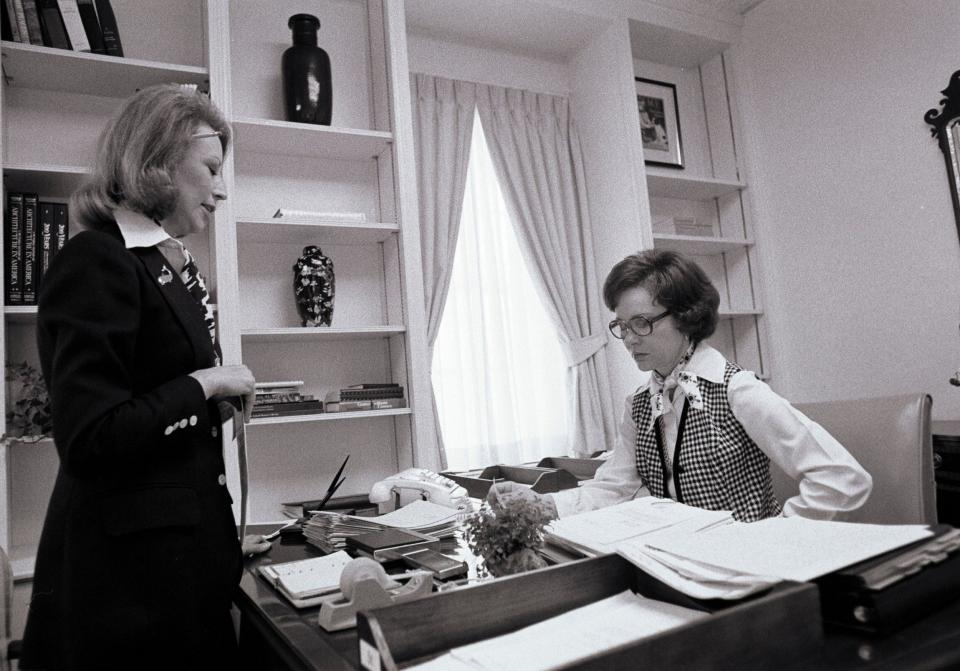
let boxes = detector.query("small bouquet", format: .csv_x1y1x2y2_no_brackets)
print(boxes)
464,495,552,577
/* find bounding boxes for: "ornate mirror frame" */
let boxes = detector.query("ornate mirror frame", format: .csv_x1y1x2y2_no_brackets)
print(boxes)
925,70,960,243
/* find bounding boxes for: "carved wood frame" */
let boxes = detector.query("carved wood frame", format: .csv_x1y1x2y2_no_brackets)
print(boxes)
925,69,960,244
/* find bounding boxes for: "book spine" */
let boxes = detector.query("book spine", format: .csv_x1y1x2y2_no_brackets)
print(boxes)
53,202,68,256
21,193,38,304
250,407,324,418
255,380,305,389
10,0,28,42
37,201,54,295
5,192,23,305
326,398,407,413
93,0,119,56
340,388,405,400
252,402,323,412
3,0,20,41
36,0,70,48
56,0,88,50
74,0,101,52
254,392,314,403
20,0,43,44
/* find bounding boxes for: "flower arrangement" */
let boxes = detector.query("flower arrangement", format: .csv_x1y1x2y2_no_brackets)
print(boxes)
464,496,552,577
4,362,52,441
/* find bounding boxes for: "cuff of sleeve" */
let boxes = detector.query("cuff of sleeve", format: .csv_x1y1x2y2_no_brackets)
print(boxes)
158,375,214,440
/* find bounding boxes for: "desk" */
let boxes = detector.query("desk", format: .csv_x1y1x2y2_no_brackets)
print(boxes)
235,526,960,671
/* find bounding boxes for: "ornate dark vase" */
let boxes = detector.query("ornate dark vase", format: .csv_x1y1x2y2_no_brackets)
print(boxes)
282,13,332,125
293,245,335,327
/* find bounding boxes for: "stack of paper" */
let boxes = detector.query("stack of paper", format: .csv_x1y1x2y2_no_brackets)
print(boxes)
303,500,460,553
547,499,936,601
409,590,706,671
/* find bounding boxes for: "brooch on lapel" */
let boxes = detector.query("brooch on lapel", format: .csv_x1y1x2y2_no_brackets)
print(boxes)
158,265,173,285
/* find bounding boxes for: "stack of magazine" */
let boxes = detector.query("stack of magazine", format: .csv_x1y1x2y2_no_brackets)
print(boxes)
303,500,460,554
324,383,406,413
252,380,322,419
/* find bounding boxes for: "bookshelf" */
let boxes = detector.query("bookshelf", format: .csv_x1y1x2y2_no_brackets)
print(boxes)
0,0,434,581
630,19,769,378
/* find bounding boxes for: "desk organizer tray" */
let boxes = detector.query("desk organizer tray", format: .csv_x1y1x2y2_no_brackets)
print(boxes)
535,456,603,480
442,464,580,499
357,553,822,671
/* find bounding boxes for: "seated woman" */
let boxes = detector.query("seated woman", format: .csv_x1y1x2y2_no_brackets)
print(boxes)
490,250,872,522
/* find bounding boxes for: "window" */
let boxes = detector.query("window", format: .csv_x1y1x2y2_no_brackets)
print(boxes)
431,116,570,471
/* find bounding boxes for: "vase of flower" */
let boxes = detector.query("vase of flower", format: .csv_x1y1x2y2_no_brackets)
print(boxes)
293,245,335,327
464,498,551,578
282,13,332,125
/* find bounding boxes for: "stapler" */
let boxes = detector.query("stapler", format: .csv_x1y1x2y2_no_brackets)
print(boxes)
317,557,432,632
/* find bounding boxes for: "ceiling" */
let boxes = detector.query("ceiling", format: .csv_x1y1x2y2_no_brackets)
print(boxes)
403,0,608,61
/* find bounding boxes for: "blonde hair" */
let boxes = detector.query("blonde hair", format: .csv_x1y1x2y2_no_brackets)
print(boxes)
72,84,231,229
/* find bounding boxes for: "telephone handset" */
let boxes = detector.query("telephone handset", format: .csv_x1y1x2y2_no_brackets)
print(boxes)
369,468,470,513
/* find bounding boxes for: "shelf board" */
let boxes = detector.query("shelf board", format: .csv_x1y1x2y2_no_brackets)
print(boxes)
718,308,763,319
4,305,38,322
0,41,208,97
653,234,754,255
232,117,393,161
646,169,746,199
236,218,399,245
3,162,90,195
248,407,411,426
241,326,406,343
10,544,37,581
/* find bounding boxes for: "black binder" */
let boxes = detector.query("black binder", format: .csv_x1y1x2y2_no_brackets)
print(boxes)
816,524,960,635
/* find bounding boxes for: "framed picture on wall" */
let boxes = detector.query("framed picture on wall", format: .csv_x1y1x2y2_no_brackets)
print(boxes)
635,77,684,169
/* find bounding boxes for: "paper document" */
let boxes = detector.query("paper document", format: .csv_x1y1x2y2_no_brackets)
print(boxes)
407,590,706,671
546,498,733,555
372,500,460,529
259,550,352,601
645,517,934,582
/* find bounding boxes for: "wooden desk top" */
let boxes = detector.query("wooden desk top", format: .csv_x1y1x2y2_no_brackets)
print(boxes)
235,526,960,671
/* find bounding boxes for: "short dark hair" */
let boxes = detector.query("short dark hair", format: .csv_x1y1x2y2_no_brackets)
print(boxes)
603,250,720,343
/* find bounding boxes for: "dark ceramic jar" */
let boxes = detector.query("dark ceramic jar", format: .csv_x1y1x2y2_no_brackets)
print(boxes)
282,13,332,125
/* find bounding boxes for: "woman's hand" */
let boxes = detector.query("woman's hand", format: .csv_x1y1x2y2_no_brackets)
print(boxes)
486,481,559,519
189,364,256,422
241,534,272,557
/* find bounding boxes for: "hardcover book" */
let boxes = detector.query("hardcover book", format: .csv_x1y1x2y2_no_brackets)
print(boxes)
3,0,20,41
20,0,43,44
21,193,38,304
56,0,89,50
10,0,28,43
53,202,68,255
75,0,102,52
36,0,70,48
93,0,120,56
37,201,54,293
5,192,23,305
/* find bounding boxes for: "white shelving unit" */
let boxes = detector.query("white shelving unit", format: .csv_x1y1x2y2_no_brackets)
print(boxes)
631,19,769,378
0,0,435,582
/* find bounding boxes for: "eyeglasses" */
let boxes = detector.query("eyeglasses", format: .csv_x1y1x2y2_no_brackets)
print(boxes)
608,310,670,339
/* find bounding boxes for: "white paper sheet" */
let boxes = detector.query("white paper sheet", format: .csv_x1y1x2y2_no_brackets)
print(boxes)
644,516,934,582
407,590,706,671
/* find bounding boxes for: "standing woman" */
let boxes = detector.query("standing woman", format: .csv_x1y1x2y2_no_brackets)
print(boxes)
21,84,262,670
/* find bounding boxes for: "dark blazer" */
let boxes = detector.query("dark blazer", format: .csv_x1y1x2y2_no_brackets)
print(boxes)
21,225,242,671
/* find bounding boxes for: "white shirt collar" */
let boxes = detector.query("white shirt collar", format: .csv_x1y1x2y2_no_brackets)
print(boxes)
113,207,172,249
640,342,727,393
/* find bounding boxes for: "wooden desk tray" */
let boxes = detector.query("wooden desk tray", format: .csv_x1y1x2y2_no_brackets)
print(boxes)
357,553,822,671
535,456,603,480
443,465,580,499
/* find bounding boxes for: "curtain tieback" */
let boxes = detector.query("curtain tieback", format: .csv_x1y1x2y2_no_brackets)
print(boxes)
561,334,605,367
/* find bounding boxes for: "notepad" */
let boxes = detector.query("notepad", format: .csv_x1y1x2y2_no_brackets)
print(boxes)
259,550,353,608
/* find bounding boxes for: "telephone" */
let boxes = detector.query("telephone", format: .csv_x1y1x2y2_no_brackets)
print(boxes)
369,468,470,513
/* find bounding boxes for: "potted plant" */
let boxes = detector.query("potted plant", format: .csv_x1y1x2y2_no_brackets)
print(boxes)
464,495,552,577
4,362,52,443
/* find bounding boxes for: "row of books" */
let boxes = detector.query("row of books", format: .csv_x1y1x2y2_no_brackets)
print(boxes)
251,381,407,418
1,0,122,56
4,192,69,305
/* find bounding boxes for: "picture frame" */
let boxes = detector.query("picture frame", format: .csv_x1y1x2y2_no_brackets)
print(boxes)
635,77,684,169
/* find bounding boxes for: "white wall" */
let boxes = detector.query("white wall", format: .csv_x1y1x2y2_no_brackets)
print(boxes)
405,33,571,95
735,0,960,420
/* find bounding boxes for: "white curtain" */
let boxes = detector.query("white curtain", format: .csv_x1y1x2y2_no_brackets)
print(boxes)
411,74,476,470
474,84,616,456
432,116,570,471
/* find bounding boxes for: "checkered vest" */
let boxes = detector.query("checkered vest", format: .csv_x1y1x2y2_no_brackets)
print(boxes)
631,361,782,522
